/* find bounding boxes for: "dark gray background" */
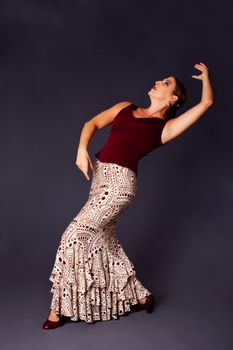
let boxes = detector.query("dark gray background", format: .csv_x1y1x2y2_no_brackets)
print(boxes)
1,0,233,349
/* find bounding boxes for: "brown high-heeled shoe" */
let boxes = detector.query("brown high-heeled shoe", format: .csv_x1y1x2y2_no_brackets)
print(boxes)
143,294,154,313
42,314,66,330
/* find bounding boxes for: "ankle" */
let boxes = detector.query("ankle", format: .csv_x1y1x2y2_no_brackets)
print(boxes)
138,296,147,304
48,310,60,320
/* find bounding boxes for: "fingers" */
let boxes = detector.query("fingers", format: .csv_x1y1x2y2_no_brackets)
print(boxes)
194,63,204,69
194,62,209,71
83,167,90,180
195,62,207,66
76,162,90,180
76,152,94,181
85,158,94,180
82,159,94,181
89,160,95,172
192,75,201,79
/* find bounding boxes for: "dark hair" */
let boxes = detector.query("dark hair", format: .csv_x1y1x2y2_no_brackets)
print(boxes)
165,76,187,120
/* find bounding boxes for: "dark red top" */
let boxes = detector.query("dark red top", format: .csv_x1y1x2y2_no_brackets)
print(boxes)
95,103,168,176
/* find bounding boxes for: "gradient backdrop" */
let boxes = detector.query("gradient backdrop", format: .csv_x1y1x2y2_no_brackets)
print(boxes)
1,0,233,349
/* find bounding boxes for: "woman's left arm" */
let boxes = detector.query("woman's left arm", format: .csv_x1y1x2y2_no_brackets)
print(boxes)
163,62,214,144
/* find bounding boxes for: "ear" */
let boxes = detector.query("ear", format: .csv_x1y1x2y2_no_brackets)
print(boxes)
169,95,178,105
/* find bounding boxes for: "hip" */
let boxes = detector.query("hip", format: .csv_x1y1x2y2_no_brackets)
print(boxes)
89,159,137,200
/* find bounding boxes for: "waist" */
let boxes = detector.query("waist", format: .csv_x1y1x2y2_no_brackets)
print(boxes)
95,151,138,176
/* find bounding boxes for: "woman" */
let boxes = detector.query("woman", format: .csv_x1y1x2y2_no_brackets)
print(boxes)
42,62,213,329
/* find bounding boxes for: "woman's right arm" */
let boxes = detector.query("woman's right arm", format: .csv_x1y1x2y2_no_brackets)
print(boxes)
76,101,131,180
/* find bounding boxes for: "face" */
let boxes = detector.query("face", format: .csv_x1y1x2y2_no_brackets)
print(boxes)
148,76,178,107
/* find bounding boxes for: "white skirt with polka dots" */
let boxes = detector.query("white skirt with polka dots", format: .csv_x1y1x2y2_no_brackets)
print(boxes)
49,158,152,323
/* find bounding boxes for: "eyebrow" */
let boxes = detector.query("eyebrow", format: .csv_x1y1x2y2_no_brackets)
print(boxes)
164,78,172,84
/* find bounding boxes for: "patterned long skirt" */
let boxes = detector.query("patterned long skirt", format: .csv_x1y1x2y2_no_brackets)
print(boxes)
49,158,152,323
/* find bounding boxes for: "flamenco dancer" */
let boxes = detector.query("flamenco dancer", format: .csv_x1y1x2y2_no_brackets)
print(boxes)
42,62,213,329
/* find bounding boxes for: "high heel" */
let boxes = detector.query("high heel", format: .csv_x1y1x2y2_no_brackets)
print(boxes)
144,294,154,313
42,314,66,330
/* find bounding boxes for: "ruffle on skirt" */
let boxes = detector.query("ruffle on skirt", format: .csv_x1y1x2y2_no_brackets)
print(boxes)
48,159,152,323
48,222,152,323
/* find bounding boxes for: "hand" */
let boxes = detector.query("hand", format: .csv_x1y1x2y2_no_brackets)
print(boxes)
192,62,210,80
76,148,94,181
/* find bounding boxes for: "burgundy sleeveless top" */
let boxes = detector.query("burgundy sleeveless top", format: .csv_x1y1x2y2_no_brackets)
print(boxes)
95,103,167,175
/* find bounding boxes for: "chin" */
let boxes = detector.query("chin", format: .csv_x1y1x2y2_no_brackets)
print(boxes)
148,90,155,98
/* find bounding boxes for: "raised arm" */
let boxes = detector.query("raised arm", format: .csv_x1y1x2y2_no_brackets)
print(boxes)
162,62,214,144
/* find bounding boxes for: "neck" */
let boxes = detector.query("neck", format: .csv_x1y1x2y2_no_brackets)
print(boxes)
138,103,168,120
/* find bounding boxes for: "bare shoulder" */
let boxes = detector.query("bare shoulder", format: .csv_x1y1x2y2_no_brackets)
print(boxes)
111,100,132,113
88,100,132,130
